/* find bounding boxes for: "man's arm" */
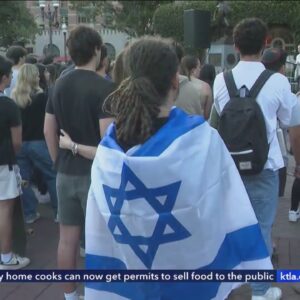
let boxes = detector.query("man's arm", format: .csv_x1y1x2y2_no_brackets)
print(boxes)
44,113,59,163
289,126,300,178
209,104,220,129
59,129,97,160
277,76,297,127
10,125,22,154
202,82,213,120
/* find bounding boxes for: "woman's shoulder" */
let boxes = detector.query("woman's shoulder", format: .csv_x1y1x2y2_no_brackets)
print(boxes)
32,91,47,100
191,78,211,93
29,91,48,108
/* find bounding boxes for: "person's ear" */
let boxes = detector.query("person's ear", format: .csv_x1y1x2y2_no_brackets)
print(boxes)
171,71,179,90
234,44,240,54
95,47,101,57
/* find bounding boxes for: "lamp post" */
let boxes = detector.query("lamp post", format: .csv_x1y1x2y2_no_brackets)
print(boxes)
61,19,68,63
39,0,59,56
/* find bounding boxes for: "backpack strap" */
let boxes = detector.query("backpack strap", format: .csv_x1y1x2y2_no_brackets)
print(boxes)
249,69,274,98
223,71,239,98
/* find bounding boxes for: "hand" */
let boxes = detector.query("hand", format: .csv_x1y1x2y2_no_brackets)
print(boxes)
295,165,300,179
59,129,73,150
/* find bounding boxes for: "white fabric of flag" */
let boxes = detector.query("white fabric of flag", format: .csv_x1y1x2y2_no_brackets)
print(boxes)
85,107,272,300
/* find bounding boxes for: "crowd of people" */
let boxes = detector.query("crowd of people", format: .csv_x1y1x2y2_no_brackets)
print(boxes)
1,16,300,300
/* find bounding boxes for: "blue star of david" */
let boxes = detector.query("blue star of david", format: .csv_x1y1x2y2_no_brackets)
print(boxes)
102,163,191,269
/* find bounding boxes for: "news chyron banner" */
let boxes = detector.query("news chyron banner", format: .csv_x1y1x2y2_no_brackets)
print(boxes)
0,270,299,283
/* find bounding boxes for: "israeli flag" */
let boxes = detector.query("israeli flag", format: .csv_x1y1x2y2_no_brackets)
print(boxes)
85,108,272,300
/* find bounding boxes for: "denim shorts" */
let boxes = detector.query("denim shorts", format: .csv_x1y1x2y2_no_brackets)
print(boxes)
56,172,91,226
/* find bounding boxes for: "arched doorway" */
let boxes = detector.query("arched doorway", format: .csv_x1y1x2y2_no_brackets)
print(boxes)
43,44,60,57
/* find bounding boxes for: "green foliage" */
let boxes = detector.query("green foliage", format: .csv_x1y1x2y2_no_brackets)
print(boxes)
153,1,300,44
0,1,38,49
110,1,172,36
70,1,173,36
228,1,300,43
153,1,216,42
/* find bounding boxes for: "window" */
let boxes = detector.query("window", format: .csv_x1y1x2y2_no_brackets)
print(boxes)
60,1,68,8
60,16,68,26
60,7,68,25
78,15,94,24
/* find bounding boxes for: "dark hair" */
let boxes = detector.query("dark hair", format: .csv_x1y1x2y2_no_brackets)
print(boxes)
104,36,178,148
112,50,129,87
57,63,68,77
46,64,58,84
35,63,48,91
261,48,287,72
6,46,27,65
180,55,198,80
199,64,216,88
0,55,12,83
233,18,267,56
67,25,102,66
25,54,38,64
96,44,108,71
42,55,54,65
172,41,185,62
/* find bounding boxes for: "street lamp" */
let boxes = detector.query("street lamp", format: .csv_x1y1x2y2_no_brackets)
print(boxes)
39,0,59,56
61,19,68,63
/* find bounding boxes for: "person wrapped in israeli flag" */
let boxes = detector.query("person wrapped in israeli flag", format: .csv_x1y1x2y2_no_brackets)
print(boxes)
85,37,272,300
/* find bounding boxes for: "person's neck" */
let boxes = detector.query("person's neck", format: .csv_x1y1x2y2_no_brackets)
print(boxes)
0,84,6,93
96,68,106,77
158,105,171,118
158,95,174,118
239,54,262,62
75,60,96,72
14,63,23,70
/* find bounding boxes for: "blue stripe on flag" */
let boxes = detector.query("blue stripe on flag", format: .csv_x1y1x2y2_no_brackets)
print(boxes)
86,224,268,300
100,108,205,157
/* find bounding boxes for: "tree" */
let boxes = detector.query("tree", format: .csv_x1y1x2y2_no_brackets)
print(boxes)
70,1,173,36
0,1,38,49
153,1,300,45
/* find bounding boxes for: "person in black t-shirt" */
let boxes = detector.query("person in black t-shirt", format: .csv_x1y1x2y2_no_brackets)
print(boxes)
11,64,58,224
44,25,115,300
0,56,30,270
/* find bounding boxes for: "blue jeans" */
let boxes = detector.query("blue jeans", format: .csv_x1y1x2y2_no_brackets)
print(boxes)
242,169,279,296
17,141,58,219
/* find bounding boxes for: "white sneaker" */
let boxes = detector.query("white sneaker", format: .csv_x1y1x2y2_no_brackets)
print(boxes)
0,254,30,270
25,212,41,224
38,193,50,204
80,247,85,258
288,209,300,222
32,187,50,204
252,287,282,300
54,214,59,223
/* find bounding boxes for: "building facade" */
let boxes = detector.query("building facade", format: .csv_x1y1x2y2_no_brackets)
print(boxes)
25,0,130,60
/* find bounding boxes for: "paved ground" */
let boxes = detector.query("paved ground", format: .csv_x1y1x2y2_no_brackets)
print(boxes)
1,157,300,299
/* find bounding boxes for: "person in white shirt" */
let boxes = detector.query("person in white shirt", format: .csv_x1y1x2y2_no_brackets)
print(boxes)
213,18,297,300
261,48,300,222
294,44,300,86
4,46,27,97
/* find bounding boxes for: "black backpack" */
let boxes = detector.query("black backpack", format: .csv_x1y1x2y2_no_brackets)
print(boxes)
218,69,274,175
